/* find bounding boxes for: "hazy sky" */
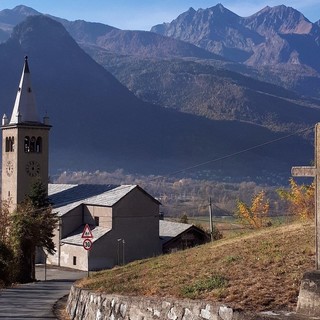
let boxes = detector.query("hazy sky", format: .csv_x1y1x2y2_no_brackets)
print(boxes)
0,0,319,30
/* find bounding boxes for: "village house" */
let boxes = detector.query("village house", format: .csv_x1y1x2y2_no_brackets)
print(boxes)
47,183,161,270
160,220,210,254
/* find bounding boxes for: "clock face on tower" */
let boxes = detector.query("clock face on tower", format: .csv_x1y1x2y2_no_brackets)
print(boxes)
25,160,40,177
6,160,14,176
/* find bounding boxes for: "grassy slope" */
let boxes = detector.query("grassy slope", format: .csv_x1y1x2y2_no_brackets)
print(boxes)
78,222,314,312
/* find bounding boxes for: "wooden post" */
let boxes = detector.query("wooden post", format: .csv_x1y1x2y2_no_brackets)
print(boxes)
292,123,319,269
209,197,213,241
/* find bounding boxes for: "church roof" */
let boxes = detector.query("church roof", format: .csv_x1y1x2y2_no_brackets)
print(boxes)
10,56,40,124
48,183,139,217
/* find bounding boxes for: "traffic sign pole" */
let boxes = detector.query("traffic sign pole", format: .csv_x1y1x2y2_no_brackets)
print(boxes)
81,224,94,275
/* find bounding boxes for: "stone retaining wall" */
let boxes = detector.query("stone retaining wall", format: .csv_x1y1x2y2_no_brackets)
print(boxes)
67,285,250,320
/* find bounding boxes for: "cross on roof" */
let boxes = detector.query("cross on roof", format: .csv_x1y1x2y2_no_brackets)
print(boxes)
292,123,319,269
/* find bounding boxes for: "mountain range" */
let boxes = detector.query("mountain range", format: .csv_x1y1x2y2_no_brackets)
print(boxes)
0,5,318,184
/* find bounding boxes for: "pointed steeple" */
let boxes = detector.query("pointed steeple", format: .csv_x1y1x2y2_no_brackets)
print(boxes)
9,56,40,124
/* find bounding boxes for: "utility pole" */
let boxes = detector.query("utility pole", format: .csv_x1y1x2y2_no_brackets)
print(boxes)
209,197,213,241
117,239,122,265
122,239,125,265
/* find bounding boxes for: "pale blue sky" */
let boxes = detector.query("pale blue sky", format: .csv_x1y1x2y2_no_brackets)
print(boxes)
0,0,319,30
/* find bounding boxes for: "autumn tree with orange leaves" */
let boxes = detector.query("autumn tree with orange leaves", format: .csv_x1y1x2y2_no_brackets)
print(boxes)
235,191,270,228
278,178,314,220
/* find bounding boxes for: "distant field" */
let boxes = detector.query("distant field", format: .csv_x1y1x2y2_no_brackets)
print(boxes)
171,214,294,237
78,221,314,312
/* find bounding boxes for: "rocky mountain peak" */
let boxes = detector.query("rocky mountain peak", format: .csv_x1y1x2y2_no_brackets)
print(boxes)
244,5,313,35
0,5,39,25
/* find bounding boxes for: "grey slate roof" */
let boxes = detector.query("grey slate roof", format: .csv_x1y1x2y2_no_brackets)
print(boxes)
48,183,137,217
61,225,111,245
159,220,193,244
49,183,160,245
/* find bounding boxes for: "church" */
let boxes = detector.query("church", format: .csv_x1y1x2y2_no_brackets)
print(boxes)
1,57,162,271
2,57,209,271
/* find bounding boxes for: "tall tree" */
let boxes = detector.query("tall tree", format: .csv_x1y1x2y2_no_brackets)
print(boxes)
0,200,15,286
10,180,57,282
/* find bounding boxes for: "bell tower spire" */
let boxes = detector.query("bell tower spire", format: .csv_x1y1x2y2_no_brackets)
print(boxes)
10,56,40,124
2,57,51,212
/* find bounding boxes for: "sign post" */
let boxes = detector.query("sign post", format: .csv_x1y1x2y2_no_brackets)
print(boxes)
292,123,320,317
292,123,320,269
82,224,93,277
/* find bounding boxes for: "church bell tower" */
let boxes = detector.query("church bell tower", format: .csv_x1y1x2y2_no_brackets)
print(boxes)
1,56,51,211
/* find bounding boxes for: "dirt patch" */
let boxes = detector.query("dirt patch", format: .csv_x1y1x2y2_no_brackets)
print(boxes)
53,295,70,320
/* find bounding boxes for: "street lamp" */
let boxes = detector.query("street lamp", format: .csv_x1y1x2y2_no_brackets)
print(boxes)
117,238,122,265
122,239,125,265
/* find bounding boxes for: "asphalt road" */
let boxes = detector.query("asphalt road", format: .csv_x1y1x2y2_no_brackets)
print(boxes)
0,265,87,320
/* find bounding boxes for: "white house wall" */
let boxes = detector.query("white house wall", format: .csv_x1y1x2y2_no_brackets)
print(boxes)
60,244,88,271
47,207,83,266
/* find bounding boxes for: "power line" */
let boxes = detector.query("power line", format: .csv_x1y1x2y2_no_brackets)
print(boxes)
148,125,314,181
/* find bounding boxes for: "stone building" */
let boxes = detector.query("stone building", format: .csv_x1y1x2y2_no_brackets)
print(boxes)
47,183,161,270
2,57,162,271
1,56,50,212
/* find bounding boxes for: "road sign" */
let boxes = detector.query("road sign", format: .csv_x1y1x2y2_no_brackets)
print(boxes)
83,238,93,251
81,224,93,239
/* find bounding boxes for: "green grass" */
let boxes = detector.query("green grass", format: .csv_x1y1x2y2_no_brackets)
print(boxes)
181,274,228,299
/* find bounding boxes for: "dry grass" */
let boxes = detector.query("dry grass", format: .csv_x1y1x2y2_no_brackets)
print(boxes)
78,222,315,312
53,295,70,320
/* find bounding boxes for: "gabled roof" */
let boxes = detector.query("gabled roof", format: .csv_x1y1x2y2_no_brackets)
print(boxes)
159,220,208,244
159,220,193,243
48,183,156,217
10,56,40,124
48,183,118,207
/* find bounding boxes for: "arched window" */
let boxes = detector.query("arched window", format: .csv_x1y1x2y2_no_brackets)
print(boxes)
6,137,14,152
9,137,14,152
5,137,9,152
36,137,42,153
30,136,36,152
24,136,30,153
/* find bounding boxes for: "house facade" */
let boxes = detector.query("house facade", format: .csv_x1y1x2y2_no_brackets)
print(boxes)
48,184,162,270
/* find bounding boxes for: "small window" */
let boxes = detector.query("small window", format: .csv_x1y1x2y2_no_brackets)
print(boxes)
30,136,36,152
94,216,100,226
10,137,14,152
5,137,9,152
24,136,30,153
36,137,42,153
73,256,77,266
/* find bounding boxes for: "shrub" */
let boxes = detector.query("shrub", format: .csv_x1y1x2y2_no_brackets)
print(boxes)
278,178,314,220
235,191,270,228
